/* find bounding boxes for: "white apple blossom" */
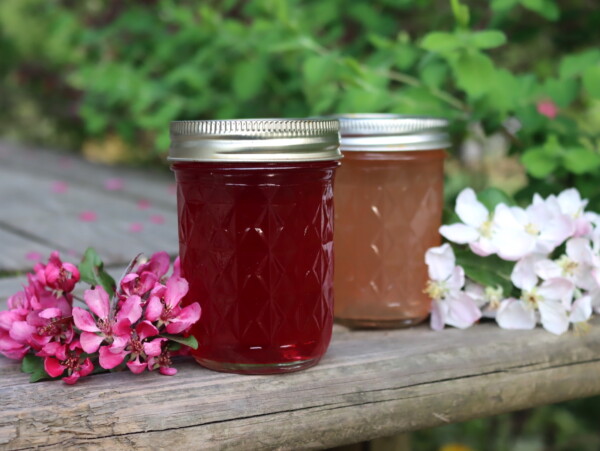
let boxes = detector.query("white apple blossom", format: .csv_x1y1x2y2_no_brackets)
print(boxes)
549,189,593,237
496,256,574,335
491,198,573,261
535,238,598,291
464,282,505,318
439,188,498,257
424,244,482,331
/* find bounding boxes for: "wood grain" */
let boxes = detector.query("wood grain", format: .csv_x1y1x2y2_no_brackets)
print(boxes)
2,319,600,450
0,165,178,269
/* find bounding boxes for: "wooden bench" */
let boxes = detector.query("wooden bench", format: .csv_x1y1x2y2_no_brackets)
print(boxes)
2,142,600,449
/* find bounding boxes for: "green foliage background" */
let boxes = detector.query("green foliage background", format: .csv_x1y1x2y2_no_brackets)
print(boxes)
1,0,600,206
0,1,599,447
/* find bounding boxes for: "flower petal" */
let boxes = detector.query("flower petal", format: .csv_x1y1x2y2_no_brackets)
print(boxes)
455,188,488,228
511,255,541,291
117,295,143,324
538,300,569,335
62,373,80,385
430,299,447,331
72,307,100,333
126,358,147,374
136,320,159,340
159,366,177,376
538,278,574,307
79,358,94,377
425,244,455,282
439,224,479,245
496,299,536,330
570,295,592,323
166,303,202,334
44,357,66,378
165,277,189,309
445,293,481,329
534,259,562,281
9,321,36,343
80,331,105,354
84,287,111,319
145,296,163,322
143,337,167,357
98,346,128,369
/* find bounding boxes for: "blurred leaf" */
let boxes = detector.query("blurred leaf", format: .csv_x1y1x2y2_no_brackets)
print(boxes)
454,248,514,295
471,30,507,49
450,52,496,98
521,136,562,178
491,0,519,11
582,65,600,99
78,247,116,295
450,0,470,28
232,59,267,101
521,0,560,20
559,49,600,79
562,147,600,174
160,334,199,350
302,54,337,86
420,60,449,88
477,187,516,210
541,78,578,107
22,354,51,383
421,32,461,53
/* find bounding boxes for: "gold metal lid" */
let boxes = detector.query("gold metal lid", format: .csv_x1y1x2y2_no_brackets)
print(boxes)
333,114,450,151
169,119,341,162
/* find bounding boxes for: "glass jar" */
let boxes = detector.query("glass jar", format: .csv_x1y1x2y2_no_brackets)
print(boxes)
169,119,341,374
333,114,449,329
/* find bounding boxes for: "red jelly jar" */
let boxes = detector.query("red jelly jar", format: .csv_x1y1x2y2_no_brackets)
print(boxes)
169,119,341,374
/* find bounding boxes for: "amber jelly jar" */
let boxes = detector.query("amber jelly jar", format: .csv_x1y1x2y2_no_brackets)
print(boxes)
333,114,449,329
169,119,341,374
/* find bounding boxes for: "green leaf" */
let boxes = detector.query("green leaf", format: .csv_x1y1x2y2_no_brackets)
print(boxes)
160,334,199,350
419,60,449,89
521,0,560,20
421,32,461,53
78,247,116,294
476,188,515,211
450,51,496,98
302,55,337,86
450,0,470,28
562,147,600,174
541,78,578,108
471,30,507,49
582,65,600,99
491,0,519,11
559,49,600,79
232,59,266,101
454,248,514,296
21,354,51,383
521,147,559,178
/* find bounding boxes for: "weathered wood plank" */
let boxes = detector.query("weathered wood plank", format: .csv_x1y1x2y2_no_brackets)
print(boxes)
0,141,176,209
0,165,178,269
2,318,600,449
0,228,57,274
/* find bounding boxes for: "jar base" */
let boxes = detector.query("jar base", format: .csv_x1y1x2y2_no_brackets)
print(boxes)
194,356,321,375
335,315,428,329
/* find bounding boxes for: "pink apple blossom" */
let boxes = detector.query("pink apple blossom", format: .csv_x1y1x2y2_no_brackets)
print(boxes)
43,341,94,384
72,287,135,368
537,100,558,119
145,277,201,334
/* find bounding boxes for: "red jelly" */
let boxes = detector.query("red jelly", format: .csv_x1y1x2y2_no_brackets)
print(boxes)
169,120,341,374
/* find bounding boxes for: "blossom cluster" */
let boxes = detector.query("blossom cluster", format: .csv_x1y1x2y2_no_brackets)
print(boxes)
0,251,201,384
426,188,600,335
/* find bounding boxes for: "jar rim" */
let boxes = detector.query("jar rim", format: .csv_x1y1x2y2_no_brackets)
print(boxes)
326,114,451,151
169,118,342,162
